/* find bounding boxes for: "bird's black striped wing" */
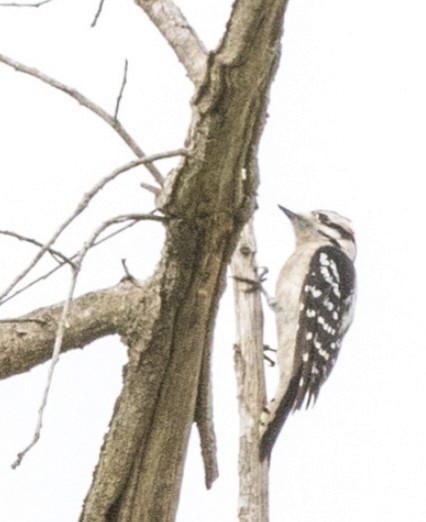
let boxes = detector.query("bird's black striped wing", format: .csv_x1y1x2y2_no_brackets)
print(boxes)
293,245,356,409
260,245,355,460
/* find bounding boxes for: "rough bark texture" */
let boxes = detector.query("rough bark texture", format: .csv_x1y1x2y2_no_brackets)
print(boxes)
0,280,145,380
1,0,290,520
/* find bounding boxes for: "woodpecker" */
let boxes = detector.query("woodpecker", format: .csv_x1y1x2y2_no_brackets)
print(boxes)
259,206,356,461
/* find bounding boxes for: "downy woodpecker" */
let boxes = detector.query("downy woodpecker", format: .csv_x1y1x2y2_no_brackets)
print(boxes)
259,206,356,461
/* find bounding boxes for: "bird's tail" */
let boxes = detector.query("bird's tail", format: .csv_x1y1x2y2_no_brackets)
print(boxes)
259,368,302,461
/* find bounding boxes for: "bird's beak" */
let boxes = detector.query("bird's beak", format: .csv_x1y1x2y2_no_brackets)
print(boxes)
278,205,300,221
278,205,311,233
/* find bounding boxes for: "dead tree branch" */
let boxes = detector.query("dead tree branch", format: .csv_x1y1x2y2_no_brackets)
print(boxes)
0,149,186,305
11,213,165,469
0,52,163,183
0,219,143,306
78,0,290,517
0,279,147,380
135,0,208,85
90,0,106,27
0,230,73,266
114,59,128,121
1,0,291,518
0,0,53,6
11,258,80,469
231,219,269,521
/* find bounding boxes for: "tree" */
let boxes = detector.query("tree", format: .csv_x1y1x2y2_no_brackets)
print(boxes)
0,0,290,520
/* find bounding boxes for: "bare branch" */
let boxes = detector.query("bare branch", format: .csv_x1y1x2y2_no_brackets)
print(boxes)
114,59,128,121
120,258,142,285
11,262,78,469
0,280,148,380
90,0,106,27
140,181,161,196
11,213,164,468
0,230,73,266
0,52,163,184
0,0,53,6
0,149,186,305
231,220,269,521
134,0,208,85
1,218,143,305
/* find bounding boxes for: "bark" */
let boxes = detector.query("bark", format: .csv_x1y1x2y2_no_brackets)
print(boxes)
0,280,145,380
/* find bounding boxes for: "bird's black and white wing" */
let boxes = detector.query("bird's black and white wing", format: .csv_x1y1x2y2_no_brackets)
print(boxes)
292,245,356,409
260,245,356,460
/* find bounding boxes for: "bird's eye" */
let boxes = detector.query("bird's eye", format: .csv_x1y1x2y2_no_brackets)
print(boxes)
316,212,330,224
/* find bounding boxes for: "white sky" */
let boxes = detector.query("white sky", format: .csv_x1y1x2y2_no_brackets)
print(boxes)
1,0,426,520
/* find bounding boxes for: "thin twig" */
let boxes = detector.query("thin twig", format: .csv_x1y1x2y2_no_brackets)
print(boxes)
11,263,78,469
140,181,161,196
0,230,73,266
90,0,106,27
0,219,143,305
11,213,164,469
0,0,53,6
0,52,163,184
0,149,186,305
120,258,143,287
114,59,128,121
121,258,132,279
134,0,208,85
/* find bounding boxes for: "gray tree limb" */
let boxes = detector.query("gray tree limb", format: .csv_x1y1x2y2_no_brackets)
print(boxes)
231,219,269,521
0,53,163,184
135,0,208,85
0,280,147,380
